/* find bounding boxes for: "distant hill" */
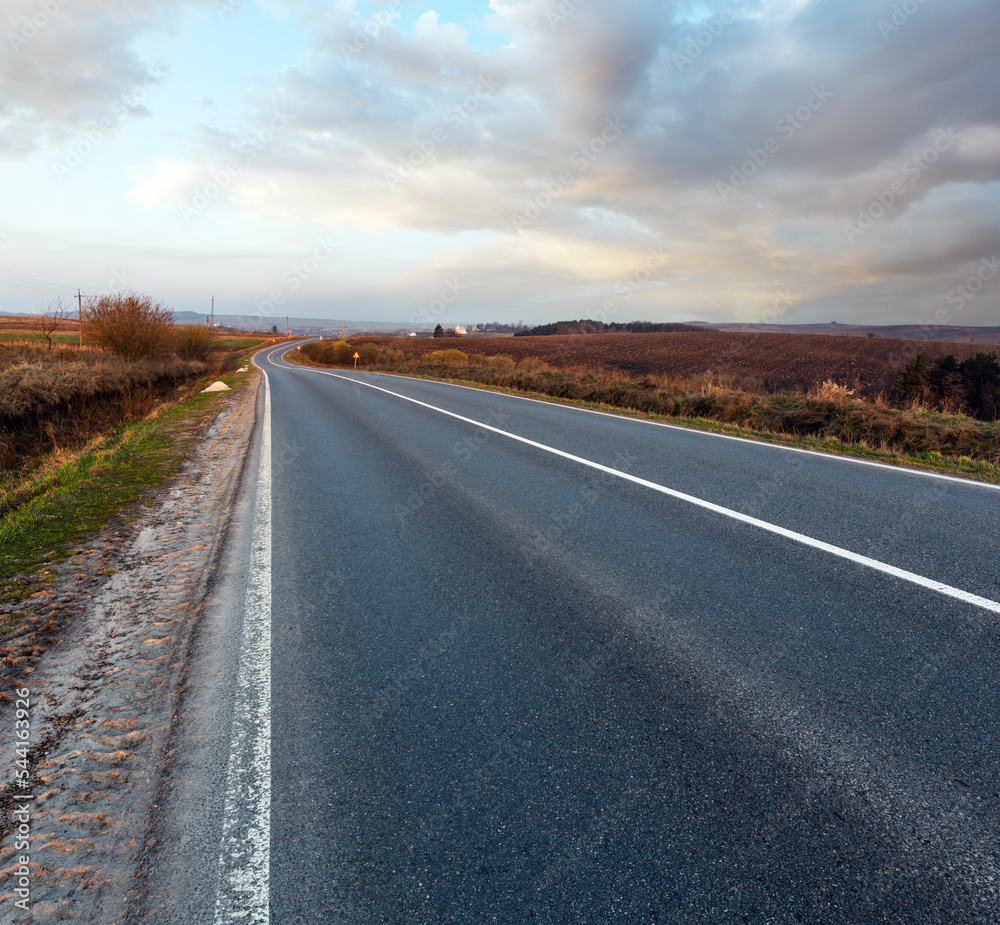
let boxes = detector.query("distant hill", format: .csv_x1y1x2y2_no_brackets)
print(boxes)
515,320,702,337
173,311,411,337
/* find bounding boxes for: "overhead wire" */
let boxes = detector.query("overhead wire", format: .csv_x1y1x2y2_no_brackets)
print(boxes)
0,266,74,289
0,266,76,296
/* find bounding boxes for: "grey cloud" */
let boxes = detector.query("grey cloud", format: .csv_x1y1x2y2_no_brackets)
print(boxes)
0,0,183,156
17,0,995,323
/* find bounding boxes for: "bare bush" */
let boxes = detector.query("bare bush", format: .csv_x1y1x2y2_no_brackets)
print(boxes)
331,340,354,364
30,297,69,349
84,291,173,362
174,324,216,361
421,349,468,365
358,343,381,365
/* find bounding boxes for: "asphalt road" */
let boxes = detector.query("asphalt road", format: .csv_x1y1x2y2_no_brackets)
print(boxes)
136,343,1000,925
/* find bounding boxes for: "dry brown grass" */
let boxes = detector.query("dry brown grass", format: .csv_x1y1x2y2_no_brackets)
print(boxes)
296,339,999,469
0,345,209,476
343,331,995,399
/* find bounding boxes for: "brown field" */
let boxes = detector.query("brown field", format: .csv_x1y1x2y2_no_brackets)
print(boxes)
348,331,995,399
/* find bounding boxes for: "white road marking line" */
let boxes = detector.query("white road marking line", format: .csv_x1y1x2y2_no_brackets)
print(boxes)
266,344,999,491
372,369,1000,492
214,369,272,925
300,364,1000,616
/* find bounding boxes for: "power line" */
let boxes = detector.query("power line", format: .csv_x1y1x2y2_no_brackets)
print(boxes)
0,266,76,296
0,277,70,297
0,266,74,288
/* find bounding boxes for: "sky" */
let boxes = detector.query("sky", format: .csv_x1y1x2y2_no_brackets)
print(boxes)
1,0,998,329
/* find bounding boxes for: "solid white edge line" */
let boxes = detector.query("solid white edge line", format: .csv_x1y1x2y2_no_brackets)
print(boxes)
272,347,997,492
214,367,272,924
400,377,1000,491
275,353,1000,616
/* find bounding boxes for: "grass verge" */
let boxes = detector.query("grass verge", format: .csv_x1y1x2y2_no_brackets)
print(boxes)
286,348,1000,484
0,368,252,587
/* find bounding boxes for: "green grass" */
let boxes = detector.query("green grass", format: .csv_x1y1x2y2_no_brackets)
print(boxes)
220,337,268,348
0,369,250,586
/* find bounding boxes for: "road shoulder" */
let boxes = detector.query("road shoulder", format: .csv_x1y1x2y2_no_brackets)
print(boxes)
0,369,260,922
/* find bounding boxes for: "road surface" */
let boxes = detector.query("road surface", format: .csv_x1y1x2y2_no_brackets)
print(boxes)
135,343,1000,925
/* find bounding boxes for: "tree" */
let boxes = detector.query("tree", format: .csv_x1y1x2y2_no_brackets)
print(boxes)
30,297,68,349
272,325,278,334
433,324,445,338
84,290,174,362
896,354,932,404
961,352,1000,421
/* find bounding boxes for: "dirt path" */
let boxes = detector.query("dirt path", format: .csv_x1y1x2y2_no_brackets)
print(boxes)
0,371,259,923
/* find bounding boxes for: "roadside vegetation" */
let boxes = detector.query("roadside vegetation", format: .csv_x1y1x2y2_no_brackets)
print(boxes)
0,292,275,587
291,339,1000,481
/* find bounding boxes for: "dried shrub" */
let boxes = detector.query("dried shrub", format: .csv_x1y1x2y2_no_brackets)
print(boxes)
358,343,381,365
421,349,468,365
516,356,553,373
331,340,354,364
174,324,216,361
84,291,173,362
809,380,856,403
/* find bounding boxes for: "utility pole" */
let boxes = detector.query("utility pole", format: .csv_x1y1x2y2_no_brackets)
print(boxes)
77,289,83,348
286,316,289,336
211,294,214,328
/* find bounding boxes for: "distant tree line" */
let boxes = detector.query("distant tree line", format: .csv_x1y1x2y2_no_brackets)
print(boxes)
474,322,526,333
896,352,1000,421
515,319,702,337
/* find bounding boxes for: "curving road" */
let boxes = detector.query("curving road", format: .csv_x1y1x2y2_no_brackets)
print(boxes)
136,342,1000,925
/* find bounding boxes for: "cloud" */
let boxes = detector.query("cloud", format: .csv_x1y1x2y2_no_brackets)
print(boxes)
0,0,185,156
9,0,1000,323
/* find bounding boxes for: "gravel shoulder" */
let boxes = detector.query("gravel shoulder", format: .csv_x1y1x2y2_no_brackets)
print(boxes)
0,370,260,923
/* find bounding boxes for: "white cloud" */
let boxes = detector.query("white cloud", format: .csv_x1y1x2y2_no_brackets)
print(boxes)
6,0,1000,323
